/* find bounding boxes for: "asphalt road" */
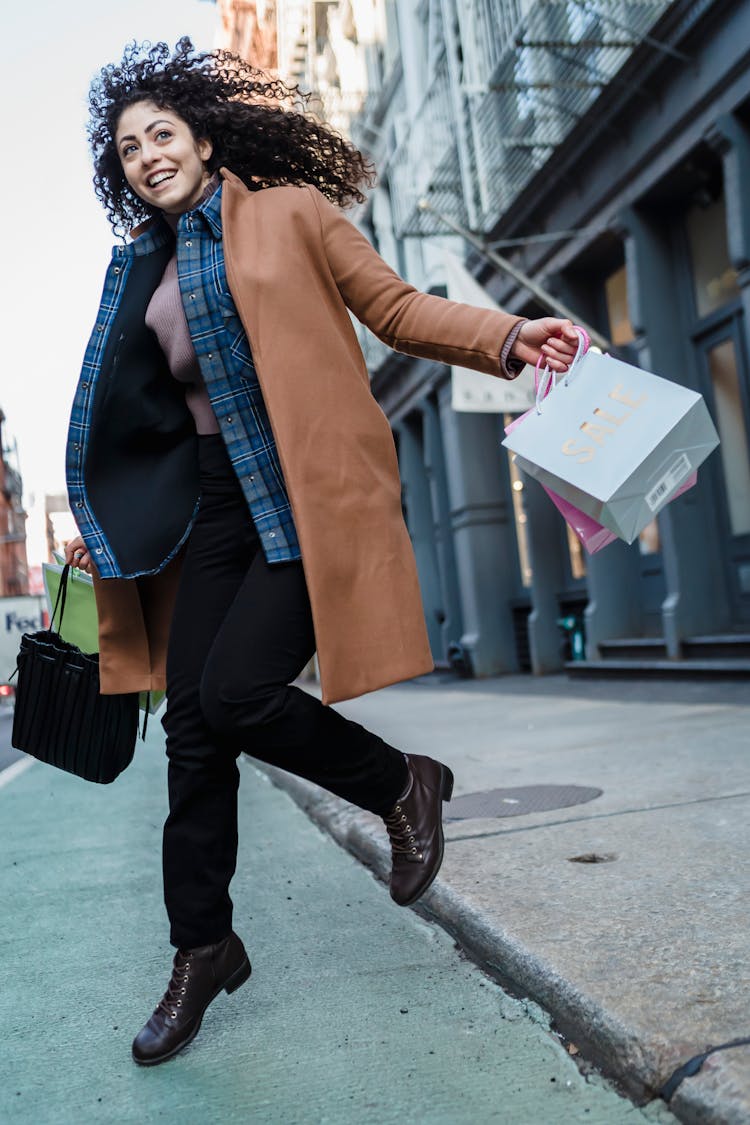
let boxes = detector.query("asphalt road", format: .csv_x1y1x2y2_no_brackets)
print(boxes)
0,708,24,772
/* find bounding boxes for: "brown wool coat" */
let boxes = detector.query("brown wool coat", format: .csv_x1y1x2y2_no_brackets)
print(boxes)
92,170,522,705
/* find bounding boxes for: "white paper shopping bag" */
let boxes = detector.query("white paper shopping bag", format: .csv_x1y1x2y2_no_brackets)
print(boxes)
502,350,720,544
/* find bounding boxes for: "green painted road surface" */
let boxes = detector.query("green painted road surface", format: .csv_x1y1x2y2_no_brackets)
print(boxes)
1,734,677,1125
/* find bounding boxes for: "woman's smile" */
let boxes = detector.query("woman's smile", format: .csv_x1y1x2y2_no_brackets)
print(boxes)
146,169,178,190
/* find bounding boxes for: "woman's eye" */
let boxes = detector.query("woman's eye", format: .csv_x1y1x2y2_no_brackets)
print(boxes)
122,144,137,157
156,130,172,141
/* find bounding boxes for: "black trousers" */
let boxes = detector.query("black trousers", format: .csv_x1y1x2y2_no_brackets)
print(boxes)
162,435,409,950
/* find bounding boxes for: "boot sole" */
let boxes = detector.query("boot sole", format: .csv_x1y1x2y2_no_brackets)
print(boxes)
132,956,252,1067
393,765,454,908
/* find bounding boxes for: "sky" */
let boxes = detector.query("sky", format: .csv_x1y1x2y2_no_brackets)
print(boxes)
0,0,220,564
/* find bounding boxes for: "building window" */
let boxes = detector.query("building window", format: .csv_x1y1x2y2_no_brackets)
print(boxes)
685,193,740,319
566,524,587,580
604,265,635,347
507,447,532,587
707,337,750,537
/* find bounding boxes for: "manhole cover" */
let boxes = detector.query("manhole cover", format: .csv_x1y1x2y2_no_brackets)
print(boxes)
445,784,603,820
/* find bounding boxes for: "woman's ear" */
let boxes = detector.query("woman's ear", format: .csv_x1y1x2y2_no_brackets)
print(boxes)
198,137,213,163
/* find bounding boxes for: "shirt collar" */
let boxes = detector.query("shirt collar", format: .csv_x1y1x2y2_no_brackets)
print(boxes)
195,178,223,240
120,173,223,254
175,174,223,240
116,223,170,258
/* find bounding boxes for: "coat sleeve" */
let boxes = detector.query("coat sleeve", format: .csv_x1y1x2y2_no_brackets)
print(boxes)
307,187,525,379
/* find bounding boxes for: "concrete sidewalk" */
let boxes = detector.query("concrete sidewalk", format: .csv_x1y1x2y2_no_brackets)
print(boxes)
0,719,677,1125
260,674,750,1125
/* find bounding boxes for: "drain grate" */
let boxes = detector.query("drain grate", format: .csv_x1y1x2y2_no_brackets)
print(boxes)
445,784,603,821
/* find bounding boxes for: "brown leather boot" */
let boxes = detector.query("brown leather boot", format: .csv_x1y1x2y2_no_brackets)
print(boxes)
132,931,251,1066
384,754,454,907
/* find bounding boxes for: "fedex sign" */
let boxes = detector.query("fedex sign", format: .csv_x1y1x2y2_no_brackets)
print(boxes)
1,596,46,679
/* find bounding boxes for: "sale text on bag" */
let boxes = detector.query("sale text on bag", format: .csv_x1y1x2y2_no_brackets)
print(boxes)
562,385,647,463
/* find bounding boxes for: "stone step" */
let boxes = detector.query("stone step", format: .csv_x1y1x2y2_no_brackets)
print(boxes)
683,634,750,659
594,634,750,662
566,658,750,679
599,637,668,660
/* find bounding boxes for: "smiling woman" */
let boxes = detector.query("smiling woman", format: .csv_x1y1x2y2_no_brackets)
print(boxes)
61,36,579,1072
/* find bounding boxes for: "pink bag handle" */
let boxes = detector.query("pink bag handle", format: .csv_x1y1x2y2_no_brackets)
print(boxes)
534,326,590,414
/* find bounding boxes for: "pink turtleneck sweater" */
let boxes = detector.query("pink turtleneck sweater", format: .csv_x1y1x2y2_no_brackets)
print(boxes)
145,181,221,435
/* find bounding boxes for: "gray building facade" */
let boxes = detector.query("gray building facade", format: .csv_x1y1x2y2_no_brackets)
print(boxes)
346,0,750,675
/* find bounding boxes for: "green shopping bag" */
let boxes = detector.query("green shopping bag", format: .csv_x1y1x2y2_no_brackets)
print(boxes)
43,563,98,652
42,563,164,715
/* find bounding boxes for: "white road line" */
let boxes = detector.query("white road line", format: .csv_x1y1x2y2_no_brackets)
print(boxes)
0,756,35,789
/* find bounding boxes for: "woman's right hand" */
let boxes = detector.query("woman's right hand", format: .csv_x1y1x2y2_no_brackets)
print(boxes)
64,535,95,575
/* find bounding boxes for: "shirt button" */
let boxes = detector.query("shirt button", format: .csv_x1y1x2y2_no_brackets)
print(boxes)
81,381,89,389
73,442,81,450
76,502,83,509
268,532,276,539
113,266,121,275
207,352,213,360
185,240,192,248
189,294,196,301
249,475,255,483
96,325,104,332
225,416,233,424
95,548,103,554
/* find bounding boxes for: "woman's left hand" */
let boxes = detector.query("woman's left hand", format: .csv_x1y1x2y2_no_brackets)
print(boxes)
64,535,95,575
510,318,581,372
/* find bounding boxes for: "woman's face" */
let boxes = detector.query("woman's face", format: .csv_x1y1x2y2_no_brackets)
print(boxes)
115,100,213,215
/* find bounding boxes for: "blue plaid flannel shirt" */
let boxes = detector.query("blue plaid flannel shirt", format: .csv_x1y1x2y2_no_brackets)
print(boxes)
67,182,301,577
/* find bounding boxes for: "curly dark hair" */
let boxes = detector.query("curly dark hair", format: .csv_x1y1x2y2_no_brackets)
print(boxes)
87,38,375,234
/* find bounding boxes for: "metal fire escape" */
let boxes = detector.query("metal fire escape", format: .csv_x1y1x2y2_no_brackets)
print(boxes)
389,0,679,237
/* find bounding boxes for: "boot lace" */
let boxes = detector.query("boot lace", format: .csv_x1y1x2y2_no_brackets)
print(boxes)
384,803,422,859
155,952,193,1021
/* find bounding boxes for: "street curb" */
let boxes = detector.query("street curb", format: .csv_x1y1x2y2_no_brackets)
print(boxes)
255,761,732,1125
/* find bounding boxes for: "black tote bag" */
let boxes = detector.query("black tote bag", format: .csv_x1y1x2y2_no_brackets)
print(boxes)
11,565,139,783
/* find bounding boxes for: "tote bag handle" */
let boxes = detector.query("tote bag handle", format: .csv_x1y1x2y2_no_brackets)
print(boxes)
534,326,591,414
50,563,72,634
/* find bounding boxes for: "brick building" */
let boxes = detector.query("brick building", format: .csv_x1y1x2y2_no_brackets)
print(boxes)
215,0,278,69
0,408,29,597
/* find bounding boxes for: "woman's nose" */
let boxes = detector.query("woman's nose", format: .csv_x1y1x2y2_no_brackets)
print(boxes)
139,140,158,165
